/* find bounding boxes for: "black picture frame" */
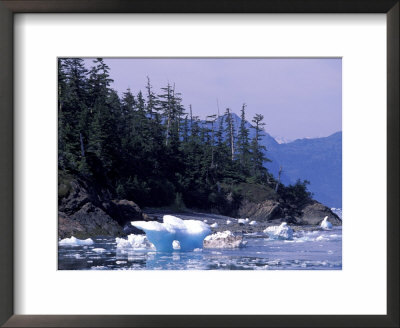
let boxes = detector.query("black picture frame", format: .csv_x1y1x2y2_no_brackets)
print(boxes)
0,1,398,327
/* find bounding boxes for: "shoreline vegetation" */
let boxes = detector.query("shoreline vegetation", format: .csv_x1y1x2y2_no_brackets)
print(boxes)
58,58,341,239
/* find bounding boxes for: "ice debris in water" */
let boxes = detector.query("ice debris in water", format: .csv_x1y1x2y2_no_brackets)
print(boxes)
210,222,218,228
264,222,294,240
249,220,257,226
59,236,94,246
203,230,247,249
115,234,155,250
131,215,211,252
226,219,232,225
320,216,333,230
238,218,249,225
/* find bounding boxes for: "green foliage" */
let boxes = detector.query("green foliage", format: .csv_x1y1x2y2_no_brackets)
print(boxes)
58,171,74,199
58,58,312,216
280,179,313,207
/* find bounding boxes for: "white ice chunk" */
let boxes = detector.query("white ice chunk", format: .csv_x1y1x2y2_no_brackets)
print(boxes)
249,220,257,226
59,236,94,246
210,222,218,228
203,230,247,248
203,220,208,223
238,218,249,225
131,215,211,252
172,240,181,250
226,219,232,225
264,222,294,240
320,216,333,230
92,248,106,253
115,234,155,250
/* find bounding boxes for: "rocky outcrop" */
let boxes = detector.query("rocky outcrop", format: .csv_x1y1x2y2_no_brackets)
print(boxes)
238,198,341,226
59,203,123,239
238,199,281,221
104,199,149,227
58,176,150,238
295,201,341,225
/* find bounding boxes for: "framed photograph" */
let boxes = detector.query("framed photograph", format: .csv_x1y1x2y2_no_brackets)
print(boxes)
0,0,398,327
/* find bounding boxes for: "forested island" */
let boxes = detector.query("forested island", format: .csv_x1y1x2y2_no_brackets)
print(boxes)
58,58,340,239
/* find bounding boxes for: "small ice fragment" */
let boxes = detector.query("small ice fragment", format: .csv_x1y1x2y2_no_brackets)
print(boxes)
92,248,106,253
249,220,257,226
115,234,155,250
238,218,249,225
210,222,218,228
264,222,294,240
59,236,94,246
226,219,232,225
203,220,208,223
204,230,247,248
172,240,181,250
116,260,127,264
320,216,333,230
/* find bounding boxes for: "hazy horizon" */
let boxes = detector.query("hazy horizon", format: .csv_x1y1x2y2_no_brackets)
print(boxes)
83,58,342,140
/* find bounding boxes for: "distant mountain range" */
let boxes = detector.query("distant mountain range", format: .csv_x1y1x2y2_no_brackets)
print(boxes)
261,131,342,208
214,113,342,208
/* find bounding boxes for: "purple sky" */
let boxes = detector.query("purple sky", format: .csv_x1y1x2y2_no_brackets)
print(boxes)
85,58,341,140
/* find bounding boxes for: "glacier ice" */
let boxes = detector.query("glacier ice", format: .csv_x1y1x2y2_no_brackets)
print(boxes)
210,222,218,228
249,220,257,226
115,234,155,250
320,216,333,230
59,236,94,246
264,222,294,240
131,215,211,252
203,230,247,249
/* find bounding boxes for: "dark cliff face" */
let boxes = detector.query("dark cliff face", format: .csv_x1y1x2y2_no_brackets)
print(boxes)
58,174,149,239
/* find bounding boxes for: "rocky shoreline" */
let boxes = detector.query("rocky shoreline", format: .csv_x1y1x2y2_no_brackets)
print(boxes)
58,176,341,239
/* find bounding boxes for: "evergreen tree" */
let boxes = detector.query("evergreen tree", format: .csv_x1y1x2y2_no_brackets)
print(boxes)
250,114,270,180
237,103,251,175
58,58,312,213
224,108,235,162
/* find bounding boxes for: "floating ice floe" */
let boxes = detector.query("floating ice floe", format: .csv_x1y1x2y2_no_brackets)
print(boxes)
59,236,94,246
203,220,208,223
115,234,155,250
238,218,249,225
320,216,333,230
264,222,294,240
131,215,211,252
249,220,257,226
210,222,218,228
226,219,232,225
203,230,247,249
